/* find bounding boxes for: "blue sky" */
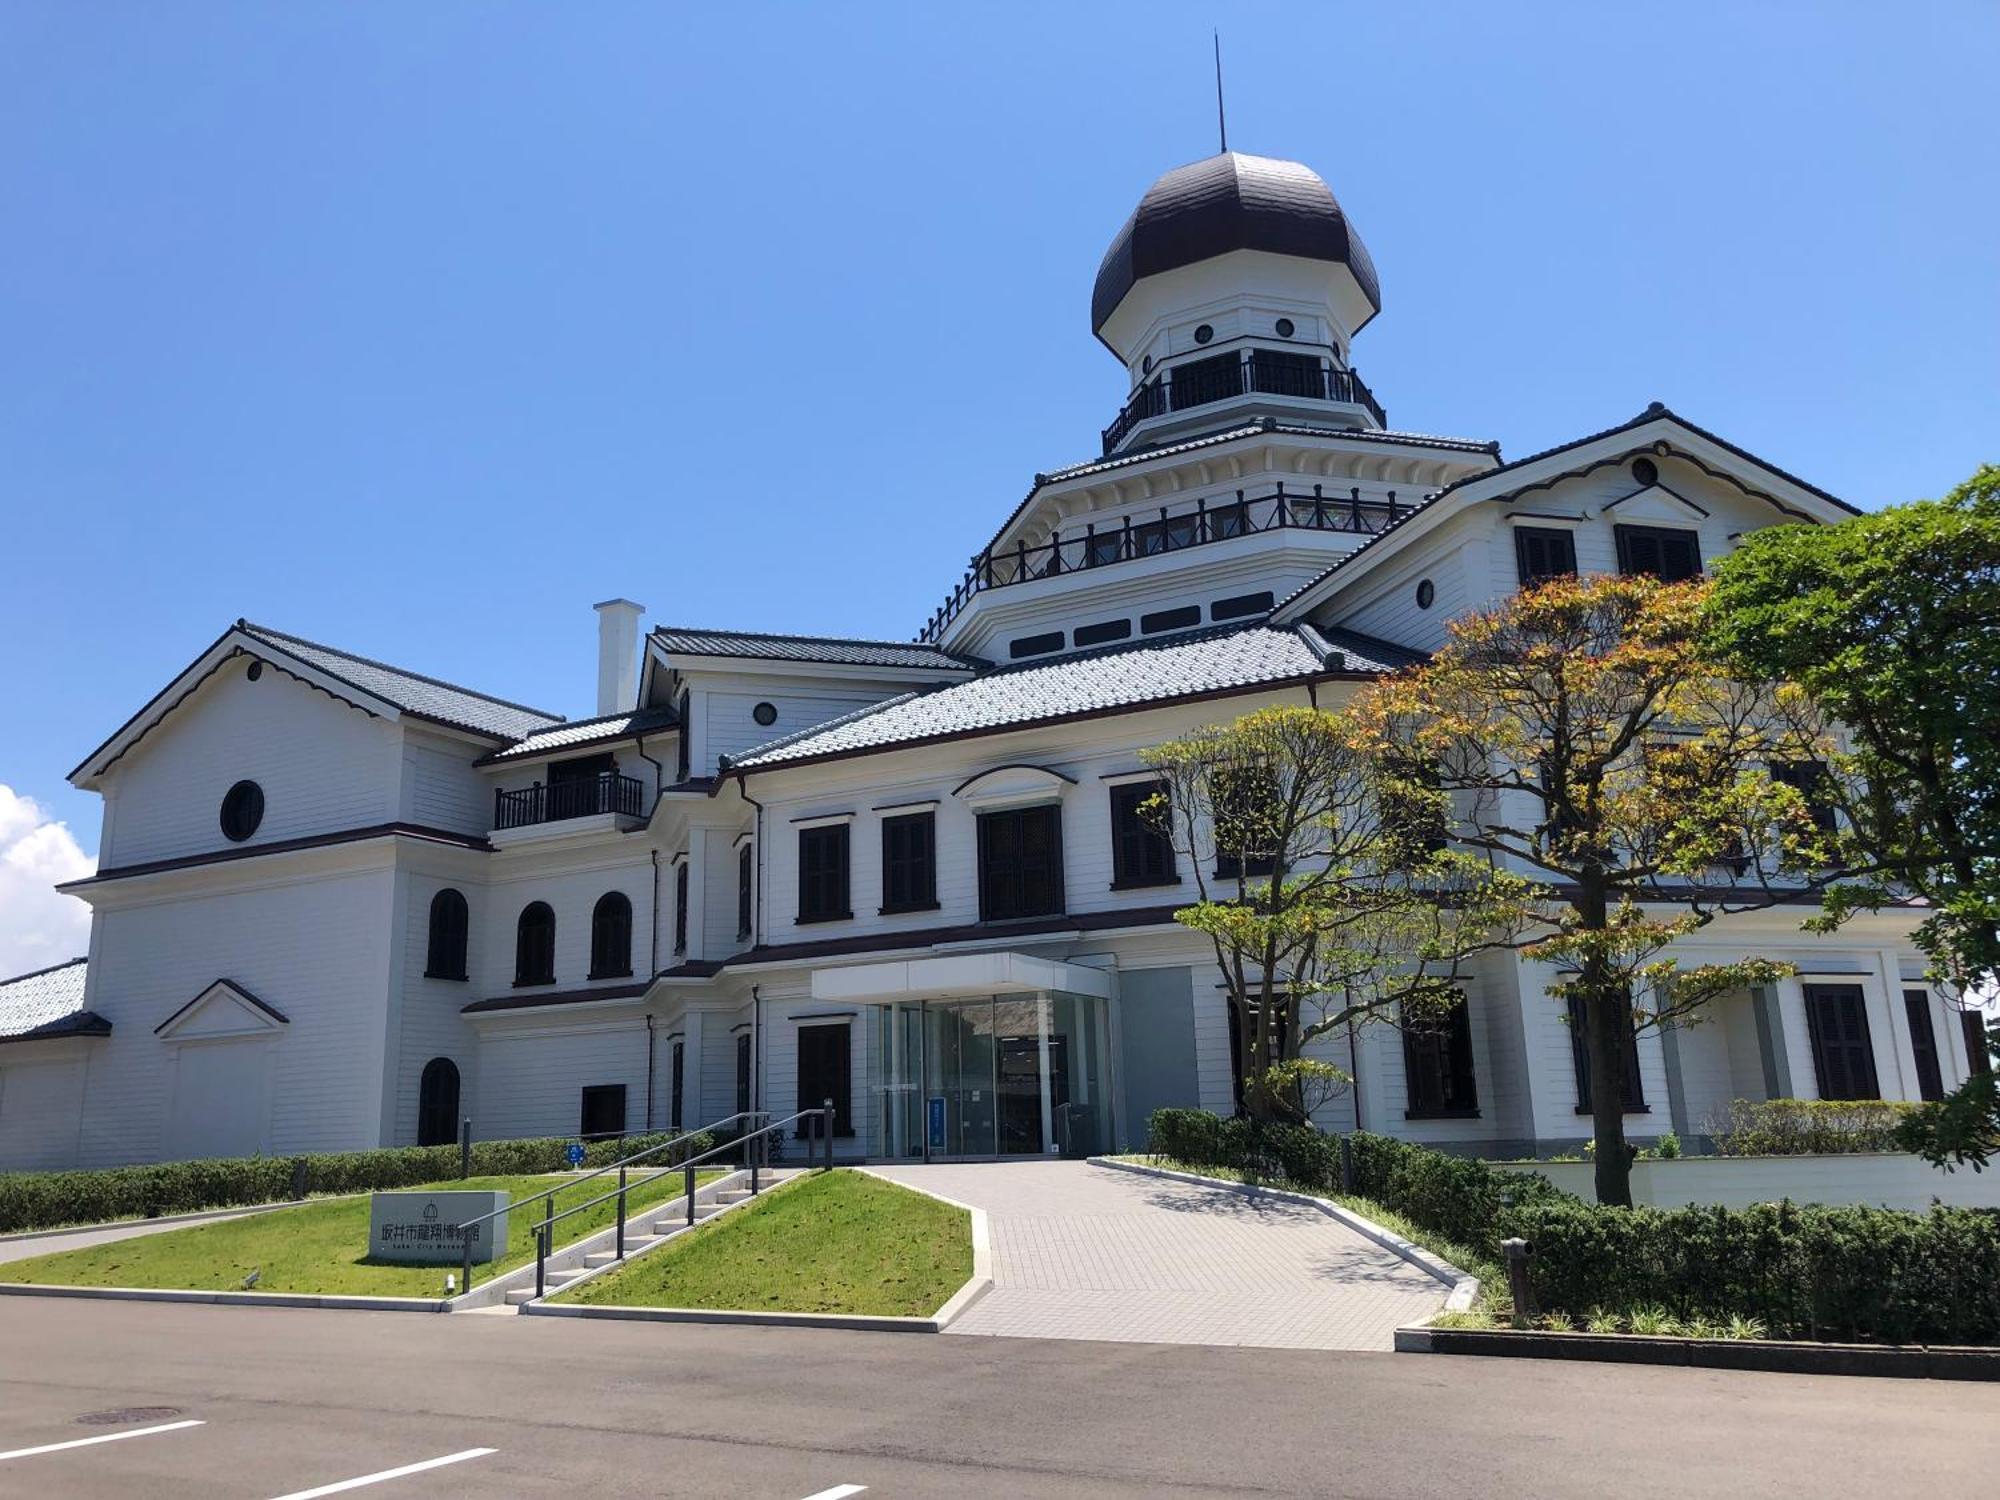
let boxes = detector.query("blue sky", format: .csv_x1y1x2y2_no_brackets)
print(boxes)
2,0,1995,877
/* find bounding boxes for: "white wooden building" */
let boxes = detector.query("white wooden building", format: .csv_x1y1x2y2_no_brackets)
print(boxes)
3,150,1984,1170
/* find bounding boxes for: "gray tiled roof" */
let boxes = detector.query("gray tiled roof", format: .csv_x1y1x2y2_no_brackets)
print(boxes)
0,958,106,1043
733,622,1397,769
652,626,982,673
240,623,564,741
1037,419,1499,485
483,704,680,764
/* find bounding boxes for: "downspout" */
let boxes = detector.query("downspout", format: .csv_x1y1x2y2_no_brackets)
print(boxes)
733,765,768,1125
637,733,668,1131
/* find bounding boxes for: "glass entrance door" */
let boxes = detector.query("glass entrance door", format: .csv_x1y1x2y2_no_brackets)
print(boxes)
869,993,1114,1160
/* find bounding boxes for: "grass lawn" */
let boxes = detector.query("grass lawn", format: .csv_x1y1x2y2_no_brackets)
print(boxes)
0,1168,724,1297
562,1168,972,1318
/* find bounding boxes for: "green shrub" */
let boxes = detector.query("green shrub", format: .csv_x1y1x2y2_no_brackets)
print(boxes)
1706,1097,1919,1156
0,1128,712,1235
1506,1197,2000,1345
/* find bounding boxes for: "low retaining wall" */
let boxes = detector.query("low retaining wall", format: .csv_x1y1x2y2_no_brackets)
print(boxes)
1492,1153,2000,1211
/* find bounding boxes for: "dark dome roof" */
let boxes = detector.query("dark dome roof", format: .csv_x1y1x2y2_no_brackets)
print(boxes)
1091,151,1380,333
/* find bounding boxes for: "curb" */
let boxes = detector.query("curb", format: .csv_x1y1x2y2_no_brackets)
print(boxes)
1088,1156,1480,1311
524,1302,946,1333
0,1282,446,1313
0,1196,342,1246
1393,1324,2000,1381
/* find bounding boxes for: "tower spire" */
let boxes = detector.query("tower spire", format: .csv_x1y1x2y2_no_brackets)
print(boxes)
1213,30,1228,153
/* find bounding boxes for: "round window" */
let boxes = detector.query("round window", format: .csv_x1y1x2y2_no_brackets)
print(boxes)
219,780,264,842
1193,323,1214,345
752,701,778,727
1142,354,1154,374
1415,579,1436,610
1275,317,1295,338
1632,457,1659,487
246,659,263,682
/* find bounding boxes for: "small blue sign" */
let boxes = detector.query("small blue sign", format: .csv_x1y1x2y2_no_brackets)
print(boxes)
566,1142,586,1167
927,1096,946,1150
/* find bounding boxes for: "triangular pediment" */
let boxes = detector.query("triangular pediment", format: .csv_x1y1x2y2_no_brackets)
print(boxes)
155,979,290,1040
1601,482,1711,522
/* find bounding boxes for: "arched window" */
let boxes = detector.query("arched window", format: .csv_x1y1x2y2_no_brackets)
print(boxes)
417,1057,460,1147
425,889,469,980
515,901,556,986
590,891,633,979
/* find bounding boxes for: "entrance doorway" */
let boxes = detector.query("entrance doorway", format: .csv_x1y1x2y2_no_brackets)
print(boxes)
871,994,1110,1161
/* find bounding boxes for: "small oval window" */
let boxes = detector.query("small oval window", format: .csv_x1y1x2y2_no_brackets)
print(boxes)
752,702,778,727
1193,323,1214,345
246,660,263,682
220,780,265,842
1632,457,1659,486
1275,317,1295,338
1415,579,1436,610
1142,354,1154,374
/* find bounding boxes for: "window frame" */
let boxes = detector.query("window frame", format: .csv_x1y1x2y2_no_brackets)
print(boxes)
1614,523,1703,582
1513,526,1577,588
424,888,469,981
1964,1007,1994,1076
513,901,556,987
735,1031,752,1115
736,842,754,942
796,823,852,924
579,1083,626,1141
1212,766,1278,880
1109,780,1177,890
1402,995,1480,1120
1804,983,1881,1101
589,890,634,980
416,1057,460,1147
1904,989,1945,1103
672,861,690,955
879,810,939,915
669,1040,684,1130
1568,992,1648,1115
977,803,1065,923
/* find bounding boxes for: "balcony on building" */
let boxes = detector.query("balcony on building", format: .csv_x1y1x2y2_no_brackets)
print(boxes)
1101,343,1385,456
493,768,647,832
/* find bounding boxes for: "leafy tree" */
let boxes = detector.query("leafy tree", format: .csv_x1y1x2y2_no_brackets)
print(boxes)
1141,705,1534,1127
1352,574,1816,1205
1706,465,2000,1166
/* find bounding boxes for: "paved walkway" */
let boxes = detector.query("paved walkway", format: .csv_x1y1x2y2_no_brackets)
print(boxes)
869,1161,1448,1350
0,1201,306,1265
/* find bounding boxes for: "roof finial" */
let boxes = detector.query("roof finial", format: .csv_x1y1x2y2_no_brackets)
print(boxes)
1213,30,1228,153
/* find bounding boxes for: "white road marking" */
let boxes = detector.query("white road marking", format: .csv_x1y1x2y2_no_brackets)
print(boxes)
799,1487,868,1500
0,1418,206,1461
265,1447,497,1498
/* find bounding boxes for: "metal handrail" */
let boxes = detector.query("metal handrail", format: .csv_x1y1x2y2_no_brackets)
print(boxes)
525,1102,839,1301
453,1112,758,1292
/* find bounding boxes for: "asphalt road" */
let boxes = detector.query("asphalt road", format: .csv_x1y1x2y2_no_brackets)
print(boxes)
0,1298,1992,1498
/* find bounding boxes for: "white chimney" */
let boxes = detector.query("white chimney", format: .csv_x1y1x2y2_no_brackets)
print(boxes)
593,598,645,716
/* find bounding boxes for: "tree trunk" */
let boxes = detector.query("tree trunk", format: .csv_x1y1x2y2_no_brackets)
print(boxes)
1576,874,1634,1207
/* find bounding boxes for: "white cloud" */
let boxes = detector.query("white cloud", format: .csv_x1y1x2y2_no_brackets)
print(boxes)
0,785,95,978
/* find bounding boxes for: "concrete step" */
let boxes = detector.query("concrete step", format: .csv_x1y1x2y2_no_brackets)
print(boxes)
584,1251,618,1268
714,1190,752,1204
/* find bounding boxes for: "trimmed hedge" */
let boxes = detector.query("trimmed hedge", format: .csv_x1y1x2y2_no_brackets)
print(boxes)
1706,1097,1919,1156
1146,1109,2000,1345
0,1129,711,1235
1509,1198,2000,1345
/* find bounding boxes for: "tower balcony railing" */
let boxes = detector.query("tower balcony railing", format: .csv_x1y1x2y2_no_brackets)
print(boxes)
916,481,1415,645
1100,351,1386,454
494,772,647,831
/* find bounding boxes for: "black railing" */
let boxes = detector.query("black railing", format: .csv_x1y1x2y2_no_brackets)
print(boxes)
1100,351,1386,453
917,481,1416,644
494,772,646,831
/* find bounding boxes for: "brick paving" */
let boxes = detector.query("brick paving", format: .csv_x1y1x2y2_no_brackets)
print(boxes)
870,1161,1447,1350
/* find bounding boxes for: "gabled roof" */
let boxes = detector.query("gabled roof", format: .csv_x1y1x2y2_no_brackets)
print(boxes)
651,626,983,674
237,623,562,741
481,704,681,765
731,621,1400,772
0,957,107,1045
1271,403,1860,623
72,621,565,783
